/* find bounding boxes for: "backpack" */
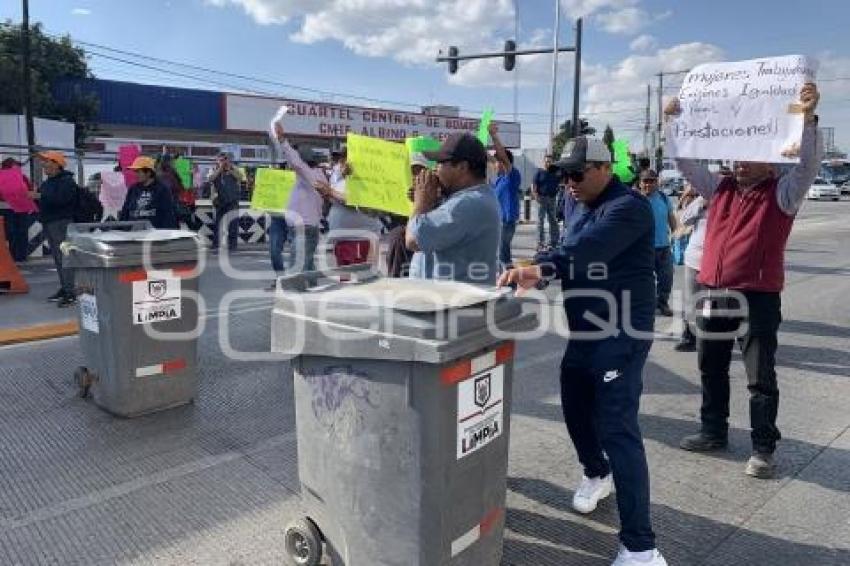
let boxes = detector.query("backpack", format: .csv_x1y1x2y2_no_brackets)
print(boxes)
74,186,104,223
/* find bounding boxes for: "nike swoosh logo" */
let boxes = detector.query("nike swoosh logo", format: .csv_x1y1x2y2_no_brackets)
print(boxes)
603,371,621,383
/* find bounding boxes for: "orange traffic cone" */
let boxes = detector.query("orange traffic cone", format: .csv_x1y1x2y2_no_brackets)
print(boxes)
0,217,29,294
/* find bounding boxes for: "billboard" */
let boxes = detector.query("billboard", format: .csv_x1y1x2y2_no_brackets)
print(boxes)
224,94,521,148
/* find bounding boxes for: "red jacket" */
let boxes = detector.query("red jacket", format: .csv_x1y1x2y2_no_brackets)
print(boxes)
698,177,794,292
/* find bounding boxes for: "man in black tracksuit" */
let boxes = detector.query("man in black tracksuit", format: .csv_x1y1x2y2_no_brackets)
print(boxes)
36,151,78,308
499,137,666,566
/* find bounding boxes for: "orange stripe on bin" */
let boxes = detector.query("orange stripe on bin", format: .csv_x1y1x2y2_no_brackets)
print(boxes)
495,342,515,365
118,264,197,283
162,359,187,373
118,270,148,283
480,507,503,535
440,360,472,385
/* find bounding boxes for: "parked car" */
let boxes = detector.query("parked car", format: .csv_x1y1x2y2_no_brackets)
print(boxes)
841,181,850,196
806,177,841,201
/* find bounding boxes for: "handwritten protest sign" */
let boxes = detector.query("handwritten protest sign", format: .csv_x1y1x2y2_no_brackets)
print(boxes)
346,133,413,217
0,167,37,214
477,107,494,146
665,54,817,163
118,144,141,187
611,140,635,183
99,171,128,211
173,157,193,188
250,168,296,212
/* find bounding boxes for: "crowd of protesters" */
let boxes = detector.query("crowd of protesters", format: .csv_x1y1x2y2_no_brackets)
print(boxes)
0,80,826,566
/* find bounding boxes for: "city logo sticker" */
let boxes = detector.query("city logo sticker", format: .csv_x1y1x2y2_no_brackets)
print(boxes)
474,373,491,408
148,280,168,300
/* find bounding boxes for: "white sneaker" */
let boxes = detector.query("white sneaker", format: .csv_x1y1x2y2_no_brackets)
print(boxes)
571,474,613,514
612,546,668,566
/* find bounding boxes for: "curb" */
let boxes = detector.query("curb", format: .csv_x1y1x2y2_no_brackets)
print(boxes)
0,320,79,346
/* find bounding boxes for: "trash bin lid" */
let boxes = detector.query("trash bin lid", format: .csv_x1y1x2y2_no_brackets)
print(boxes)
313,278,511,312
272,275,536,362
65,228,203,268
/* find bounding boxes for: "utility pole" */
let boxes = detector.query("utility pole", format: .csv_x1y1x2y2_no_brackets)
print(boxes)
22,0,36,180
571,18,582,139
547,0,561,155
644,83,651,156
656,73,664,172
513,0,519,122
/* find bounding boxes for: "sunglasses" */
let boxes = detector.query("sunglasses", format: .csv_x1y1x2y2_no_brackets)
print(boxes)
565,165,596,183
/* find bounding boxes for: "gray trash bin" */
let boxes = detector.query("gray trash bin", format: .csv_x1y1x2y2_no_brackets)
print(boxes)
64,221,204,417
271,266,537,566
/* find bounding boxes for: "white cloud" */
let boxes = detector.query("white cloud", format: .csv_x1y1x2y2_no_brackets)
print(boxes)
203,0,324,25
560,0,637,18
207,0,515,65
596,7,649,34
71,8,91,16
629,34,656,51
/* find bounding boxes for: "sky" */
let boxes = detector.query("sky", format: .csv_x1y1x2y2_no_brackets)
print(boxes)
2,0,850,153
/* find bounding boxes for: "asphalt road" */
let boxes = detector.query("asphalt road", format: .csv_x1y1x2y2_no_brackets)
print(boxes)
0,199,848,565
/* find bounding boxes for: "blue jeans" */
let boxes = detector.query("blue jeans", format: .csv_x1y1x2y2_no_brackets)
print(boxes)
213,201,239,250
654,247,674,306
561,337,655,552
537,195,560,247
268,216,289,273
500,221,516,268
290,225,320,273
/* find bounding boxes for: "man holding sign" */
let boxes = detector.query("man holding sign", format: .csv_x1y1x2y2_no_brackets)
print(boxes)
667,75,823,480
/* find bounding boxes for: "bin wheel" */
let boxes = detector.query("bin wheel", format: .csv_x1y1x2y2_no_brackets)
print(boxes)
284,517,322,566
74,366,93,399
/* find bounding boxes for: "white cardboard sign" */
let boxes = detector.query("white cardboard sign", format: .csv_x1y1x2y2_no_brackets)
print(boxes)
79,294,99,334
457,365,504,459
132,274,181,325
665,55,817,163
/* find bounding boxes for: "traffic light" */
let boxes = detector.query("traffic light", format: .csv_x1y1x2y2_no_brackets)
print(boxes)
579,118,595,136
448,46,459,74
504,40,516,71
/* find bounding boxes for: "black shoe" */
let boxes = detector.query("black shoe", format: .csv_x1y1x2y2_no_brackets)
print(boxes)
47,289,65,302
680,432,728,452
57,294,77,308
674,340,696,352
656,303,674,317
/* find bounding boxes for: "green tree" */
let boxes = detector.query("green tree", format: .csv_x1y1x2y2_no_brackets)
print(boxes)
550,119,572,159
550,118,597,158
602,124,615,151
0,21,98,145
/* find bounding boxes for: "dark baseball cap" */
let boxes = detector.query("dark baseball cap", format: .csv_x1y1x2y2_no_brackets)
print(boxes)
422,133,487,166
554,136,612,173
640,169,659,180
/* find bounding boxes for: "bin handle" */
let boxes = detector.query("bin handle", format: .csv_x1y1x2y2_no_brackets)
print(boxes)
276,264,379,293
67,221,153,235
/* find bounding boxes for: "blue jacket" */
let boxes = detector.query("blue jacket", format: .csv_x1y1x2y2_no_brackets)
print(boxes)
494,167,522,223
38,170,78,223
537,178,655,336
120,180,178,229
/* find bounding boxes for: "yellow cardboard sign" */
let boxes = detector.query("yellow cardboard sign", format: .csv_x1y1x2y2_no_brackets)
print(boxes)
250,168,296,212
346,133,413,216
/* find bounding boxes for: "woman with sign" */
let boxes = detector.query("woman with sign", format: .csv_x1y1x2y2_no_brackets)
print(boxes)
313,148,383,267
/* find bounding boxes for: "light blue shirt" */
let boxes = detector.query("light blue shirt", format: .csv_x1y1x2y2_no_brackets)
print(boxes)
409,184,501,284
647,190,671,249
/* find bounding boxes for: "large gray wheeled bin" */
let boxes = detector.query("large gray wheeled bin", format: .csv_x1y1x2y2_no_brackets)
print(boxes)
64,221,204,417
271,266,537,566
